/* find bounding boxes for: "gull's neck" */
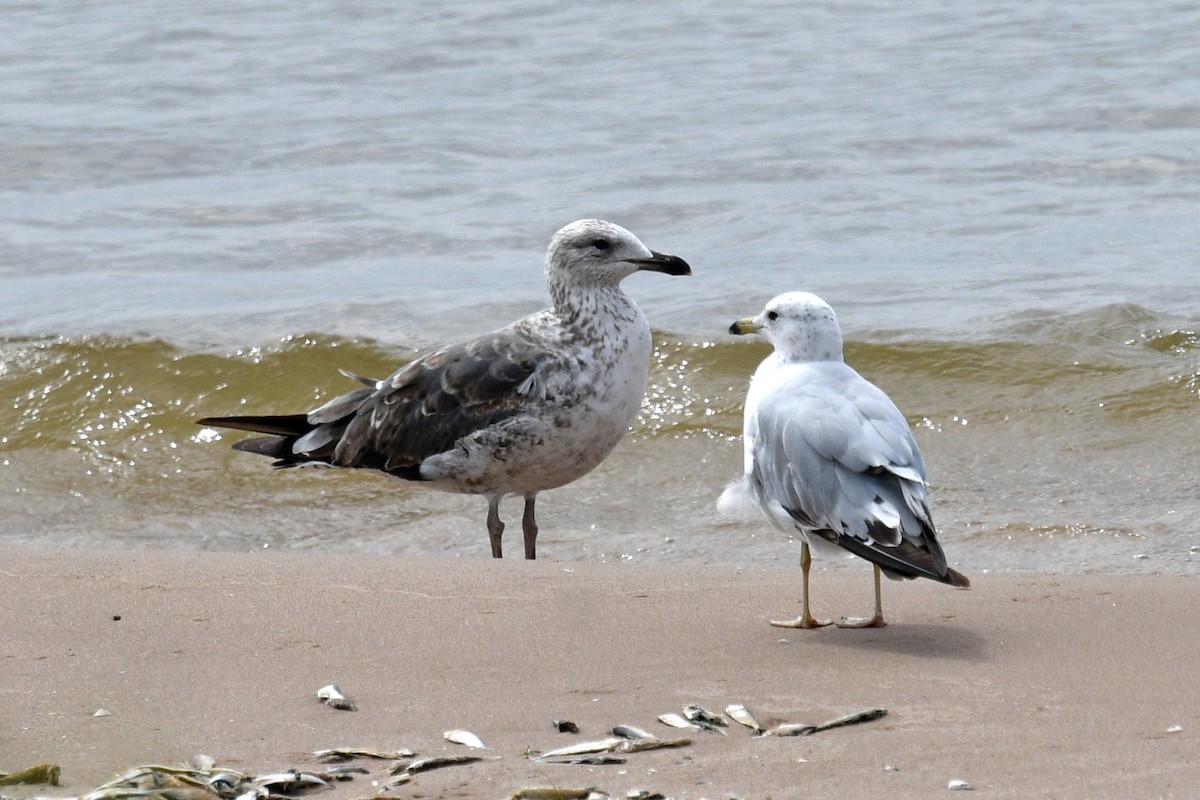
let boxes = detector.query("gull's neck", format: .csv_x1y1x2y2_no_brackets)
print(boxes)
550,277,644,334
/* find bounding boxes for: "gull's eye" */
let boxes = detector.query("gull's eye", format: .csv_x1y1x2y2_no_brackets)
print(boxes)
591,238,610,251
767,310,779,321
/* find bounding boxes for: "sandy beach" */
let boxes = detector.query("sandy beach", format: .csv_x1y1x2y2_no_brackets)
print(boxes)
2,547,1197,799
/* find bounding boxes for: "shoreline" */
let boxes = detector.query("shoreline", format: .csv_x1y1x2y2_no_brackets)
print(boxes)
2,547,1197,799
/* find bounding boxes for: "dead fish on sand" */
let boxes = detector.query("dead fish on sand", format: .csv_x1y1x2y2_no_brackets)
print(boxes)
313,747,416,763
683,704,727,728
611,724,655,741
443,729,487,749
315,684,356,711
533,737,625,761
812,707,887,733
761,708,888,737
661,709,723,735
253,771,332,794
390,754,485,776
761,722,818,737
540,755,626,766
655,712,698,730
617,737,692,754
724,703,764,733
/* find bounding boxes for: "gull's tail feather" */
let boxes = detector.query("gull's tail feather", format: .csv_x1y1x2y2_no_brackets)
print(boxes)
195,414,310,436
812,527,971,588
197,413,332,467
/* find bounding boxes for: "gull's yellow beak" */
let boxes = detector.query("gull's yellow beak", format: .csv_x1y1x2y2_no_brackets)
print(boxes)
729,317,760,335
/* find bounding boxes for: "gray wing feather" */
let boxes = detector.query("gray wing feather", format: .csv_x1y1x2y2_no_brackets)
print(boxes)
750,363,955,581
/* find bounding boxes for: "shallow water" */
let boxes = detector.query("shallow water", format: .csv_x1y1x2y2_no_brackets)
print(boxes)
3,0,1199,574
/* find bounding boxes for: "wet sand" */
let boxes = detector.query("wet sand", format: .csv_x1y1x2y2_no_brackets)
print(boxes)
2,547,1197,799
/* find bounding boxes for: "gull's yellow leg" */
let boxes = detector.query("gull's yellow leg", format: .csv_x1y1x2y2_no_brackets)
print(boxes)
771,541,832,629
837,564,887,628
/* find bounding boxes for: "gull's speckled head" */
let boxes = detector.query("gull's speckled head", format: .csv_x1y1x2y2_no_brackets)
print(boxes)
546,219,690,287
730,291,844,363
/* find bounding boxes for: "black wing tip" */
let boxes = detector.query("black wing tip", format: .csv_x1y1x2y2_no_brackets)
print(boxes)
945,567,971,589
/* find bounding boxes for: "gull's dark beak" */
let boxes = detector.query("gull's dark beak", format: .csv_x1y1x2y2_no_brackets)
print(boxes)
629,250,691,276
729,317,760,335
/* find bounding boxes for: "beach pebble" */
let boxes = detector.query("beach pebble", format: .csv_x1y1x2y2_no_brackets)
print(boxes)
93,708,111,717
948,778,974,790
1167,724,1183,733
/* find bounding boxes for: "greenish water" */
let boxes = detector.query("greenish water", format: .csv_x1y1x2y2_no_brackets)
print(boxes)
3,302,1197,573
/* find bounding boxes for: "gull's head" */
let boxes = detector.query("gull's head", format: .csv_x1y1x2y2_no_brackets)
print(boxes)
545,220,691,291
729,292,844,363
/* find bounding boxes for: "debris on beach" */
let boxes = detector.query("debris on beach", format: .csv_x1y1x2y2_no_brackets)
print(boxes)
443,729,487,749
534,737,627,761
948,778,974,790
64,761,346,800
761,722,818,737
390,754,486,777
254,770,332,794
315,683,357,711
611,724,655,741
530,729,693,765
510,787,598,800
32,701,885,800
655,713,698,730
682,704,727,728
655,706,723,735
811,707,887,733
313,747,416,763
759,708,887,738
617,737,692,754
724,704,764,733
0,764,61,786
93,708,112,717
541,755,627,766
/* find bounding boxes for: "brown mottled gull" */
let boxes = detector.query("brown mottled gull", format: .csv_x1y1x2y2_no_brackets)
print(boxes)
198,219,690,559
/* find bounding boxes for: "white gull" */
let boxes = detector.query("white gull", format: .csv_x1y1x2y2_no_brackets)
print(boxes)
199,219,690,559
719,292,968,628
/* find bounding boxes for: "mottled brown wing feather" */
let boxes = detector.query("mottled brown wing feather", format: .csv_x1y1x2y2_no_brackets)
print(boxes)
332,331,550,477
200,328,553,478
